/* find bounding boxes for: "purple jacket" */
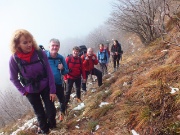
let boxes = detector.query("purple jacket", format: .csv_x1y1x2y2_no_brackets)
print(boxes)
9,50,56,95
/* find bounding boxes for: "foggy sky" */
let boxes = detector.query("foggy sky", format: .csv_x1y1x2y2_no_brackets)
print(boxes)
0,0,114,90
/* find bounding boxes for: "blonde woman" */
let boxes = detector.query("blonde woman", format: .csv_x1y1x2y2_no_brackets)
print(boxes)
9,29,56,134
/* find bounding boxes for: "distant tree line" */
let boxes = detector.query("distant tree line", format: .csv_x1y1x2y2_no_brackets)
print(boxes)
61,0,180,56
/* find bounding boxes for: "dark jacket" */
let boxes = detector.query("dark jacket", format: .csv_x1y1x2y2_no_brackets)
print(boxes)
111,43,122,56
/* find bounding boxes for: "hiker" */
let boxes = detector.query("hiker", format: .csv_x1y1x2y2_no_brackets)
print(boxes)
64,46,86,105
9,29,56,134
111,40,123,71
79,45,87,57
104,44,110,58
46,38,69,121
81,47,103,91
97,44,109,76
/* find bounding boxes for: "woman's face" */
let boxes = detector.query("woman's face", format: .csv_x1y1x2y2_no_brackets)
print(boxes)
99,45,104,49
113,41,117,45
18,36,33,53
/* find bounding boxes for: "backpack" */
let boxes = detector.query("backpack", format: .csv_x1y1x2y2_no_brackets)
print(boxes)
98,49,107,61
106,48,110,58
66,54,82,78
39,45,45,51
79,45,87,57
67,54,82,67
13,49,47,87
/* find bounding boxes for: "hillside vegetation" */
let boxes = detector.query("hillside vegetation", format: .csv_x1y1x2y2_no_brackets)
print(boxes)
1,13,180,135
58,23,179,134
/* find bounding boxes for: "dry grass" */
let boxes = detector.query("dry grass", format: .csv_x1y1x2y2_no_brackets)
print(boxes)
165,51,180,65
176,92,180,105
149,65,180,83
87,120,98,132
135,106,151,130
109,89,122,102
16,129,36,135
88,104,113,119
166,11,180,32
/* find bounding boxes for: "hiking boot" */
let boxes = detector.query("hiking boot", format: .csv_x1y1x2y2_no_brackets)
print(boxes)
37,127,41,134
76,98,82,103
59,113,65,122
37,129,50,135
82,90,87,95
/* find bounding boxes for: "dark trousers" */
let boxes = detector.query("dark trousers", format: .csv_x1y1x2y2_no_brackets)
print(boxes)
82,68,102,91
113,55,120,68
26,87,56,133
65,78,81,104
55,84,65,114
99,63,107,76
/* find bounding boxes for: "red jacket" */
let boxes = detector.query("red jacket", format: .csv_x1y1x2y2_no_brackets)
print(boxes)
64,55,86,80
81,54,98,71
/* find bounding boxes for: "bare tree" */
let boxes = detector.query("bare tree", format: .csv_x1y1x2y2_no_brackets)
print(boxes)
108,0,179,44
156,0,180,46
85,25,109,50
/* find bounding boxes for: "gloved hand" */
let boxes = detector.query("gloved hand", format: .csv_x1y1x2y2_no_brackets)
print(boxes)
85,56,89,60
92,56,96,60
58,63,64,70
24,91,28,96
82,79,86,83
50,94,56,102
64,80,68,84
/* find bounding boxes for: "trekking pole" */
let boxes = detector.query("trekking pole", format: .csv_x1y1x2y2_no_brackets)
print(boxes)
58,60,64,87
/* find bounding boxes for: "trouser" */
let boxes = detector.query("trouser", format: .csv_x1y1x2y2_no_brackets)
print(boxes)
65,78,81,104
99,63,108,76
26,87,56,133
82,68,102,91
113,55,121,68
55,84,65,114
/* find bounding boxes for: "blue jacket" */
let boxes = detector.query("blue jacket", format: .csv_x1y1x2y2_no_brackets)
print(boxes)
9,50,56,95
46,51,69,85
97,49,109,64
